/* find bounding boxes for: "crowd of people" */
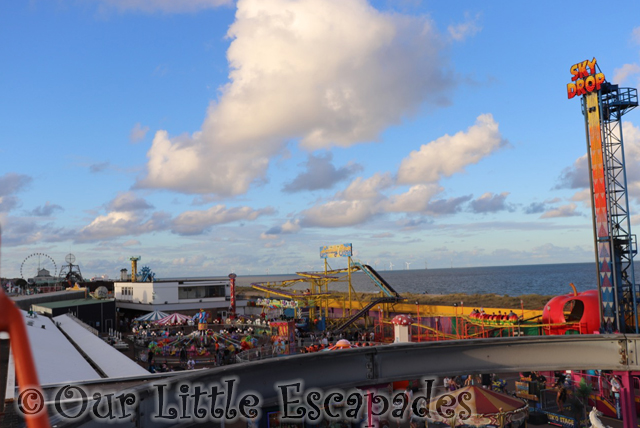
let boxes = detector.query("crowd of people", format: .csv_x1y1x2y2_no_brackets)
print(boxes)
441,373,508,393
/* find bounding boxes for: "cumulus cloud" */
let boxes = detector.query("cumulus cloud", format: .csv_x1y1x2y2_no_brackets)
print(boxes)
108,192,154,212
397,114,507,184
555,155,589,189
540,203,582,219
337,173,393,201
300,200,379,228
282,152,363,193
0,173,32,213
0,196,19,213
77,211,170,241
136,0,456,196
469,192,511,213
0,173,32,197
613,64,640,85
560,122,640,203
383,184,443,212
422,195,473,215
77,193,163,241
262,219,301,237
96,0,233,14
76,190,276,241
171,205,275,235
524,202,546,214
130,123,150,143
29,202,64,217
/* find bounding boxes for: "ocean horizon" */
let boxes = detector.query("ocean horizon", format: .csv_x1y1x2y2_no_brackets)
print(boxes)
232,261,608,297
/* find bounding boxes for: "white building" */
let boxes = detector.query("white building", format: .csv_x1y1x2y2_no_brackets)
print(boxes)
114,277,240,318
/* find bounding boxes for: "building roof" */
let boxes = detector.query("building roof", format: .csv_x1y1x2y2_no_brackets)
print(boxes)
18,310,101,385
54,314,149,378
33,298,114,309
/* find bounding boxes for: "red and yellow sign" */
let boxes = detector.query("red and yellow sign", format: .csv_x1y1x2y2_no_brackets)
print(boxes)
567,58,605,99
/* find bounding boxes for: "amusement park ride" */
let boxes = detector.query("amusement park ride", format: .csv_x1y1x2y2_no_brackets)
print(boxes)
558,58,639,334
251,244,402,332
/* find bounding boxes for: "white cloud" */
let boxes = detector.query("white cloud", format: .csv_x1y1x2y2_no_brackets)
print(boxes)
78,211,146,241
282,152,363,192
262,219,302,237
337,173,393,201
29,202,64,217
469,192,511,213
300,200,378,228
77,193,165,241
540,203,581,219
96,0,233,14
108,192,154,212
0,173,32,197
555,154,589,189
382,184,443,212
612,64,640,85
397,114,507,184
137,0,456,196
171,205,275,235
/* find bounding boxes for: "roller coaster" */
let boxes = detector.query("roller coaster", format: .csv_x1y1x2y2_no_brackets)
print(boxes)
251,260,403,332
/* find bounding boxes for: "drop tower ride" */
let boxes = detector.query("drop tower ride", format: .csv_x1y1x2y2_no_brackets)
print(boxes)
568,58,639,333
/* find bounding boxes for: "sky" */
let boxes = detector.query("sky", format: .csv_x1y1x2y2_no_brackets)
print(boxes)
3,0,640,280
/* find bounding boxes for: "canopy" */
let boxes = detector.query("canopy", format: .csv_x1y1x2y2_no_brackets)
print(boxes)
156,313,191,325
426,385,527,427
134,310,170,322
326,339,359,350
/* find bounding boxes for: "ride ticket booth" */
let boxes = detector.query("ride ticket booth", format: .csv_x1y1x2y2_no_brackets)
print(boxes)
269,321,297,355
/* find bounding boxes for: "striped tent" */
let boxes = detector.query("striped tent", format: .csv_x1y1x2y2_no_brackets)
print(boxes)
134,310,170,322
426,385,527,427
155,313,191,325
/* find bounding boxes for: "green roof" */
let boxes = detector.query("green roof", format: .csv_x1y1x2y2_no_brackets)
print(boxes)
33,298,114,309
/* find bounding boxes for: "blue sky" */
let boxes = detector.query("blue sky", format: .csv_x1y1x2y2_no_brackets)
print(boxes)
3,0,640,280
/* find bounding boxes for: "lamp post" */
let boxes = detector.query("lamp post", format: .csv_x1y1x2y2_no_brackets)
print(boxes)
460,301,465,338
453,303,458,338
415,301,420,342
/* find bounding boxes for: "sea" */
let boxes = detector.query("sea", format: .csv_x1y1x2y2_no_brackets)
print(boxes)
234,262,615,297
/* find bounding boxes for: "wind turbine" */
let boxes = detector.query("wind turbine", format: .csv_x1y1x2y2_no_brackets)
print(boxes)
405,261,411,270
389,262,394,271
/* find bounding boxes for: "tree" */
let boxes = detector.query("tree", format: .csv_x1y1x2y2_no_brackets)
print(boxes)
574,377,593,424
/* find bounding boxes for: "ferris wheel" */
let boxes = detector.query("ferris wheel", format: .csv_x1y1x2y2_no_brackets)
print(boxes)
20,252,57,280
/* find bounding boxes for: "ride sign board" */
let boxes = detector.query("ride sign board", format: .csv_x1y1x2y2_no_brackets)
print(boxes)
257,298,299,308
319,243,352,258
567,58,605,99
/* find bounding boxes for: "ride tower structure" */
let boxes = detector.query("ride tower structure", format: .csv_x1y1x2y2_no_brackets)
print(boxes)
569,58,639,333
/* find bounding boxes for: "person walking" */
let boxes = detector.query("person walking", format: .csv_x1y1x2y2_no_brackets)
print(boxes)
556,382,567,412
179,346,187,366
